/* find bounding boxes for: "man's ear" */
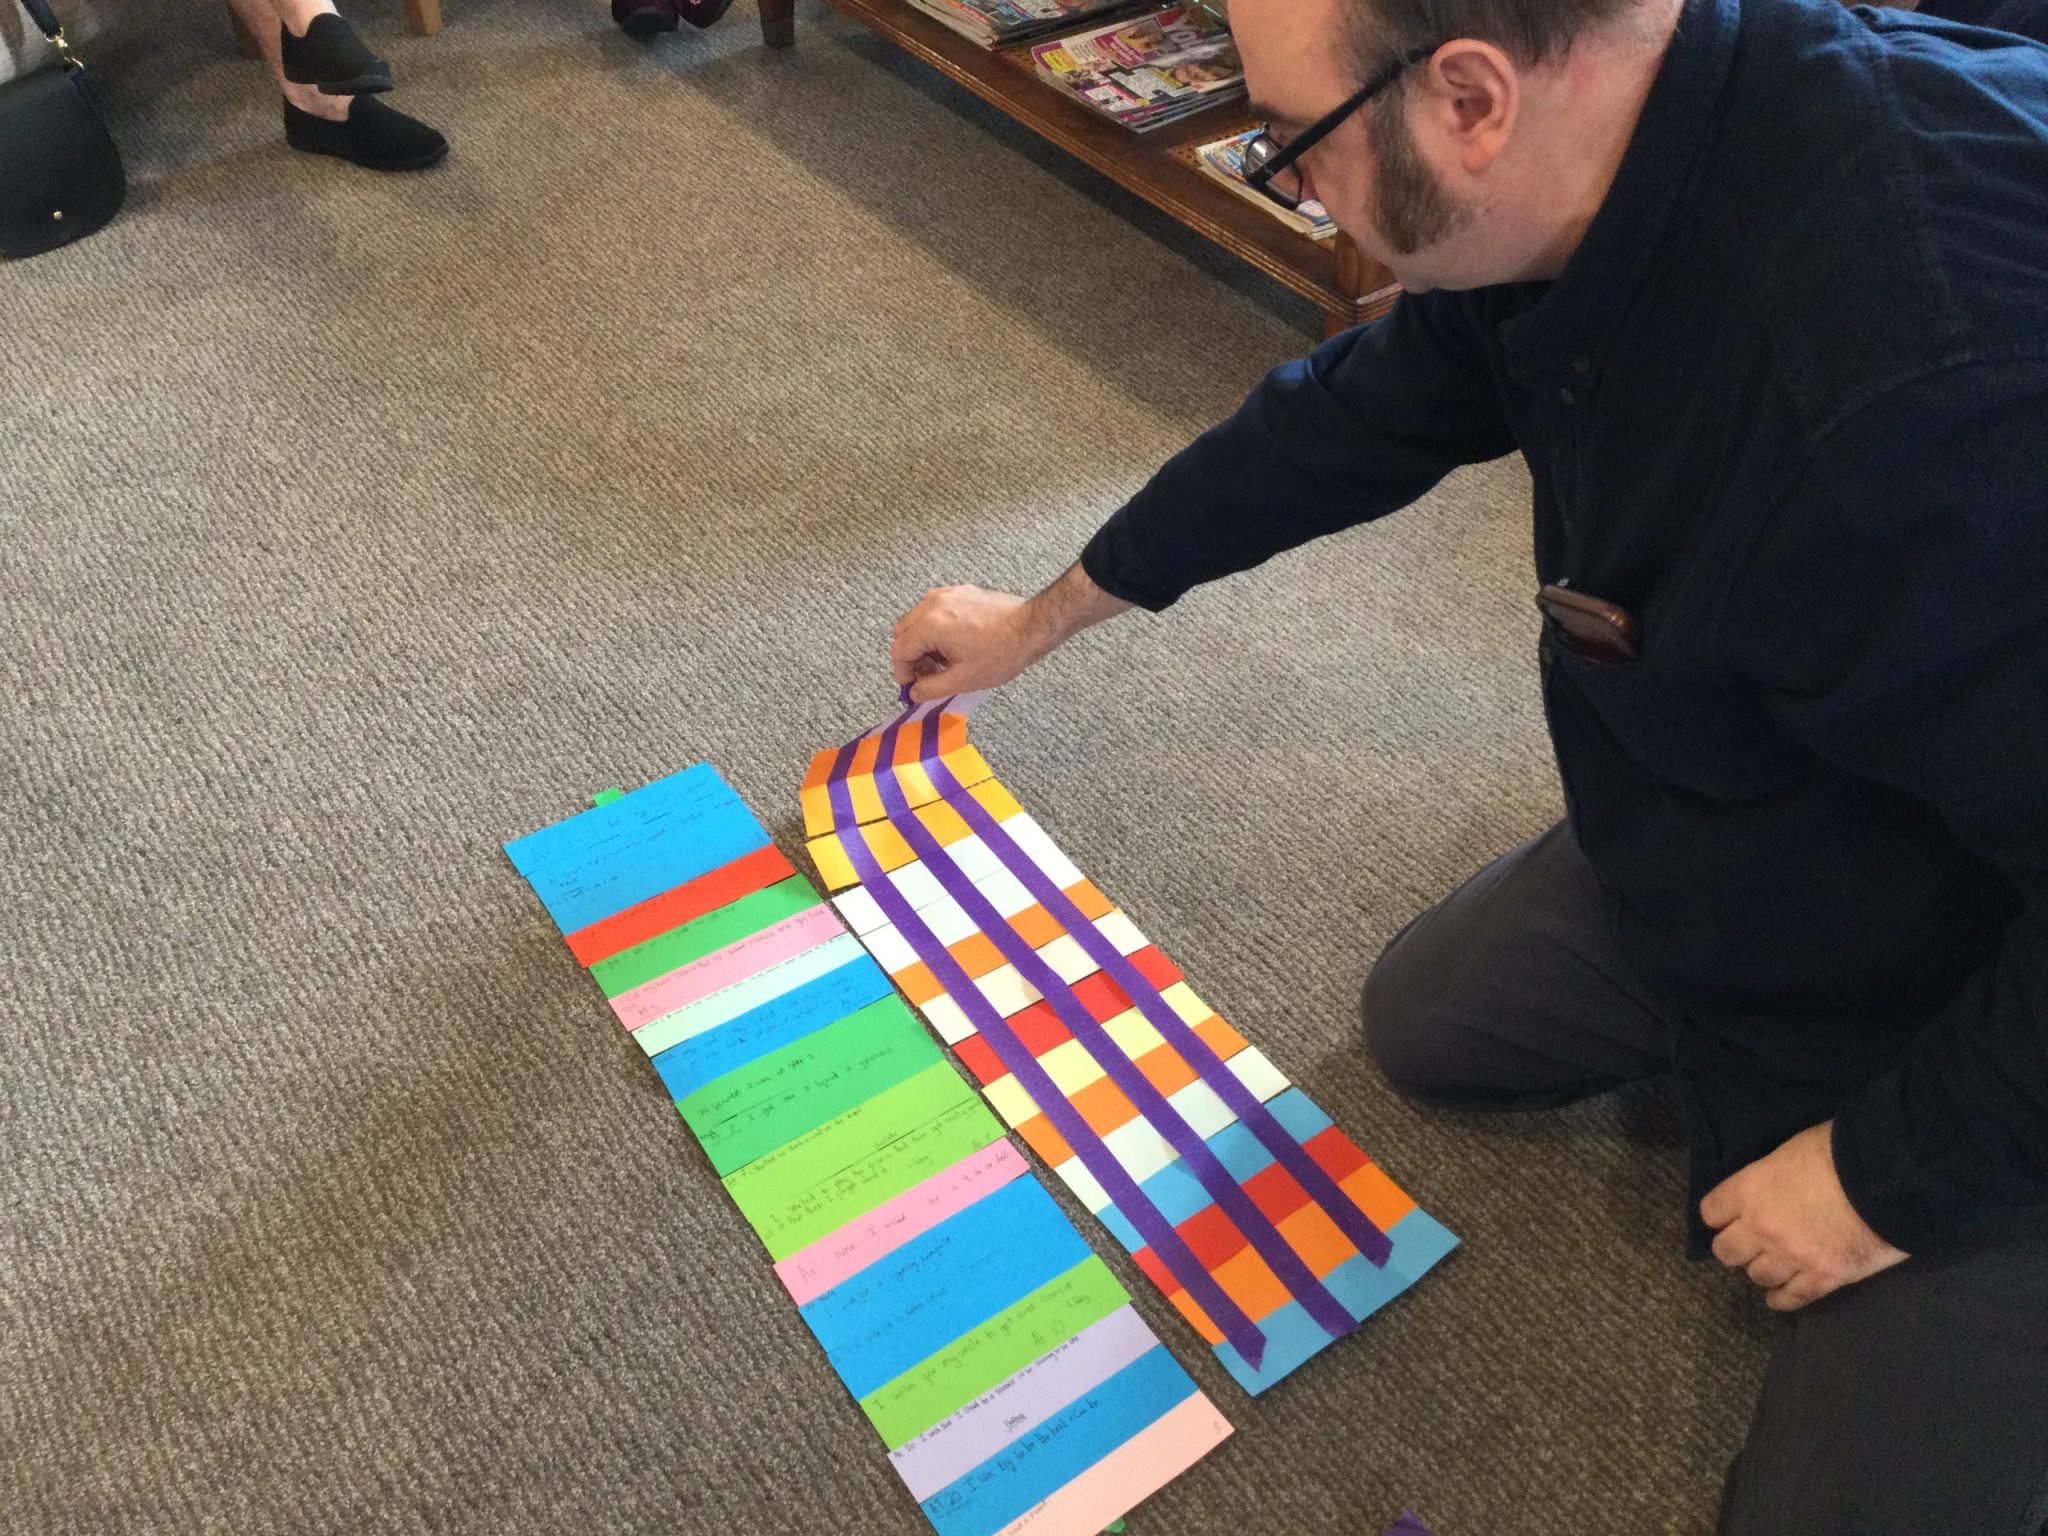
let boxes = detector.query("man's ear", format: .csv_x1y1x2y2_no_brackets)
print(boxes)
1419,40,1518,174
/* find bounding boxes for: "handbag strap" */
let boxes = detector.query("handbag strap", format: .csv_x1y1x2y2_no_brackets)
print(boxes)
16,0,80,63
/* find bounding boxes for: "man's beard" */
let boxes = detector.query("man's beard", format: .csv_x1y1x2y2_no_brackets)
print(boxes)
1367,92,1472,256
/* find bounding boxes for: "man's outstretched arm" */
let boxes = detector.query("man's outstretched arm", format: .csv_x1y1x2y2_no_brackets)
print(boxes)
892,565,1130,701
891,293,1516,700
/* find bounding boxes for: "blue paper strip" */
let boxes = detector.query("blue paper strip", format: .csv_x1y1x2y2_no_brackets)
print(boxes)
1212,1209,1460,1395
505,763,769,933
801,1178,1089,1400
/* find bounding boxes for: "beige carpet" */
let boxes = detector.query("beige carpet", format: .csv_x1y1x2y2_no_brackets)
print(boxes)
0,2,1767,1531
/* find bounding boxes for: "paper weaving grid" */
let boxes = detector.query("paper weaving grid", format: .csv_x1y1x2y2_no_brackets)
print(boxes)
804,701,1459,1394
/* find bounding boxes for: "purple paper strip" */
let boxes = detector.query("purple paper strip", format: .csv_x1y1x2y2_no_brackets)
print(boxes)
868,713,1359,1346
886,1303,1160,1502
914,705,1395,1272
820,735,1271,1370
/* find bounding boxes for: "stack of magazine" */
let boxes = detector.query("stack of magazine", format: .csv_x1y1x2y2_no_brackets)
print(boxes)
1030,6,1245,131
905,0,1138,47
1195,129,1337,239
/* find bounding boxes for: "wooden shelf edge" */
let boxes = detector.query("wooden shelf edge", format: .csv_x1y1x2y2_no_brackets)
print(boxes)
775,0,1400,332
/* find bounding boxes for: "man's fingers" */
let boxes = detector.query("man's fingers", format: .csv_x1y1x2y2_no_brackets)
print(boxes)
1745,1253,1797,1290
1766,1276,1827,1313
889,623,935,680
1699,1178,1742,1230
1711,1222,1762,1270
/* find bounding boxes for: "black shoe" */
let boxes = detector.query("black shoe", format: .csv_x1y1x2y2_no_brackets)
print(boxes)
613,0,680,34
285,97,447,172
280,14,393,96
675,0,734,26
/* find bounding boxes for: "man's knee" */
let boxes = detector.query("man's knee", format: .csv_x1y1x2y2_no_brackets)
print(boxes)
1359,925,1490,1103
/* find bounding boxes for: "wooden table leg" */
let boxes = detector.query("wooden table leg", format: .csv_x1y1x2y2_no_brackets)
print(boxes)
760,0,796,48
407,0,444,35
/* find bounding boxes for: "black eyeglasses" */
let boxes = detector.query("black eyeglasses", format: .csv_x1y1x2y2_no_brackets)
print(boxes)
1243,46,1440,211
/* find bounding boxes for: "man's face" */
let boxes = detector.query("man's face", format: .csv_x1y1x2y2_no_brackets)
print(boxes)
1232,0,1476,288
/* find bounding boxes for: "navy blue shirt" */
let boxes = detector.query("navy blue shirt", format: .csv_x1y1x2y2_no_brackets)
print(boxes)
1082,0,2048,1253
1917,0,2048,46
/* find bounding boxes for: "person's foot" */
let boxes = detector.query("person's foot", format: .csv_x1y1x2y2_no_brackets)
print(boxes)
284,96,447,172
674,0,734,26
279,13,393,96
612,0,680,34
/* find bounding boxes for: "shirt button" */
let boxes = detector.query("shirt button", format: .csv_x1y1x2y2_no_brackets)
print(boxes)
1571,354,1594,375
1557,386,1576,405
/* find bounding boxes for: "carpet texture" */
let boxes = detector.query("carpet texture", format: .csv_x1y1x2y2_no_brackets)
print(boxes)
0,2,1769,1532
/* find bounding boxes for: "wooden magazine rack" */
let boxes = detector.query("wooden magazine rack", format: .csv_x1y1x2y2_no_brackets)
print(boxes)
756,0,1400,337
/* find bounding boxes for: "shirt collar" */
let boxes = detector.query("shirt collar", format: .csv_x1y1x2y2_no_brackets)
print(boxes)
1499,0,1742,372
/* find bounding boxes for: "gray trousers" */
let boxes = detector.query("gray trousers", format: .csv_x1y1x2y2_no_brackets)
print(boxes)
1362,823,2048,1535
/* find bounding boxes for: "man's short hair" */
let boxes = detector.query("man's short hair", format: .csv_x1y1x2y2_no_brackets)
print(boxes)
1350,0,1642,73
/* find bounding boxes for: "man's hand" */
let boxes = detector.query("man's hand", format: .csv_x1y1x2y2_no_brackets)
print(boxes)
1701,1120,1907,1312
891,565,1130,703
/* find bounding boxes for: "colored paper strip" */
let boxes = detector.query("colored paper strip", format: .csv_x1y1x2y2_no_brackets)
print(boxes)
682,1000,943,1177
506,763,770,933
859,1257,1128,1450
801,1177,1090,1400
774,1141,1031,1308
591,874,822,997
889,1305,1162,1503
508,761,1232,1534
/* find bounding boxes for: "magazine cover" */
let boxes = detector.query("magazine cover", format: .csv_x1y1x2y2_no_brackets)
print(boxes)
1196,129,1338,239
1033,6,1245,128
906,0,1145,46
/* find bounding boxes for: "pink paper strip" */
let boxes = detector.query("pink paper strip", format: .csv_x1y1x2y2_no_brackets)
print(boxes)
609,903,845,1031
772,1140,1029,1307
992,1392,1233,1536
888,1305,1162,1503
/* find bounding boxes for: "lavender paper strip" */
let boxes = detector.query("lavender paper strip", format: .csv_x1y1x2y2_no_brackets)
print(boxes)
913,706,1394,1271
821,734,1274,1370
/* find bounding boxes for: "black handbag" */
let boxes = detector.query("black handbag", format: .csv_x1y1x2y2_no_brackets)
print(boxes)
0,0,125,259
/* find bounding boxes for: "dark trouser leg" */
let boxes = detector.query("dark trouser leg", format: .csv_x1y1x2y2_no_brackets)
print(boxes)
1365,825,2048,1531
1361,820,1675,1106
1719,1213,2048,1535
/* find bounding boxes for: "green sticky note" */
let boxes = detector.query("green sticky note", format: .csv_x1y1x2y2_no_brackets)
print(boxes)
726,1089,1001,1262
589,787,625,808
859,1256,1128,1449
590,876,823,997
1105,1523,1126,1533
682,996,941,1176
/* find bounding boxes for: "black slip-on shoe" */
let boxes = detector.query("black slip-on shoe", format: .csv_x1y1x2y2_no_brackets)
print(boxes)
284,97,447,172
675,0,734,26
613,0,680,34
280,14,394,96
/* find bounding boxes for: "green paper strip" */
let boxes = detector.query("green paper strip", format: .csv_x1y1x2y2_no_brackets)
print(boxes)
590,875,824,997
589,787,625,808
682,996,942,1176
724,1062,977,1245
859,1256,1128,1450
726,1090,1001,1262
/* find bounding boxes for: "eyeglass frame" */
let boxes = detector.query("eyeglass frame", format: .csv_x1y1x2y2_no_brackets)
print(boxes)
1242,45,1442,211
